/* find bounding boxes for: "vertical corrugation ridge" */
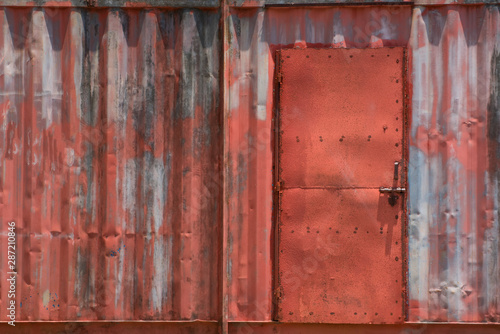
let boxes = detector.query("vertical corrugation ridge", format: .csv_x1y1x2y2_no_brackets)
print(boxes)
409,5,500,322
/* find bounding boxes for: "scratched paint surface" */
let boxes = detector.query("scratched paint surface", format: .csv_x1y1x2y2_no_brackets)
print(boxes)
225,5,413,321
0,2,498,328
0,8,221,320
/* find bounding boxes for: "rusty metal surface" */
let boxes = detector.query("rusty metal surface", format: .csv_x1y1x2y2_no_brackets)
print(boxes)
229,0,413,7
226,4,500,323
0,1,497,330
1,322,500,333
0,7,221,321
408,5,500,322
0,1,221,8
227,0,500,7
228,323,500,333
276,48,405,323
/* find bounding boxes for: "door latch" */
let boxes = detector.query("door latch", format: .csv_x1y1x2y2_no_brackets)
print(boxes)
380,161,406,206
379,187,406,193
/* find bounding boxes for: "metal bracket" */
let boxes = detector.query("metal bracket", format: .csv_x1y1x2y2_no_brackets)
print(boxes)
379,187,406,193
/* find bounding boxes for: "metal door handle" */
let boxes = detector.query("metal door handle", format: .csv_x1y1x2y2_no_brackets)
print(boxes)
394,162,399,180
379,187,406,193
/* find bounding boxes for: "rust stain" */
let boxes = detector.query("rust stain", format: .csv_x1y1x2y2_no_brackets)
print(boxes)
0,7,221,321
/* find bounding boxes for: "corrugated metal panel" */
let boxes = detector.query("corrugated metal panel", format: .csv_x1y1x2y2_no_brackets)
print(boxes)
408,5,500,322
0,0,498,329
229,0,413,7
0,7,221,320
0,1,221,8
225,4,500,322
276,47,406,323
225,6,413,321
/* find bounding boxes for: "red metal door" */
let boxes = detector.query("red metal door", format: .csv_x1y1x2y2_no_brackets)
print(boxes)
276,48,407,324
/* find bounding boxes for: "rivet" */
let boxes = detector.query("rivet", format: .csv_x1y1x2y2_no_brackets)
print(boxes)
328,55,332,58
395,215,398,219
306,55,309,58
316,231,319,234
395,257,399,261
375,313,378,316
339,138,343,142
355,227,358,230
396,80,399,83
396,100,399,103
350,55,353,58
330,312,335,315
320,136,323,142
396,117,399,120
396,59,400,63
395,143,399,147
291,230,294,233
354,312,357,315
309,312,313,315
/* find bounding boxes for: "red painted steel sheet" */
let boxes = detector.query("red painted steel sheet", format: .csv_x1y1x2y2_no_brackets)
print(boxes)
229,323,500,334
277,48,405,323
279,49,404,189
226,5,500,323
408,6,500,322
225,6,413,321
0,8,221,321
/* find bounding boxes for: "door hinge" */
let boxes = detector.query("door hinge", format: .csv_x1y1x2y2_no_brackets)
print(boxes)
277,72,283,84
274,180,282,193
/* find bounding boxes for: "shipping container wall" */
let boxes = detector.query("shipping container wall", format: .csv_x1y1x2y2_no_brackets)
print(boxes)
0,0,498,329
0,7,221,321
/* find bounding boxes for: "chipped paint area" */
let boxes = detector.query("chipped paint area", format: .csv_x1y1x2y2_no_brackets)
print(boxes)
0,7,221,321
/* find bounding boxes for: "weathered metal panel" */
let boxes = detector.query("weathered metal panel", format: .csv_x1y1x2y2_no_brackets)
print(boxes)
228,323,500,333
226,4,500,323
225,5,412,321
0,0,221,8
229,0,413,7
276,47,405,323
0,7,221,320
408,5,500,322
0,0,498,330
